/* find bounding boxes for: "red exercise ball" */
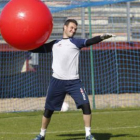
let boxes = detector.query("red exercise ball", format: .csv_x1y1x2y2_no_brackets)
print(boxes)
0,0,53,50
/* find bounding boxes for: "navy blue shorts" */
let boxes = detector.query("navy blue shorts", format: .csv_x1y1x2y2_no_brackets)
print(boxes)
45,77,90,111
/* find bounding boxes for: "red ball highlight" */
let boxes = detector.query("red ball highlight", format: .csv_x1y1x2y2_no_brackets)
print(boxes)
0,0,53,50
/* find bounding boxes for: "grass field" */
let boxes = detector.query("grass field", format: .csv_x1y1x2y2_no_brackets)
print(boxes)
0,107,140,140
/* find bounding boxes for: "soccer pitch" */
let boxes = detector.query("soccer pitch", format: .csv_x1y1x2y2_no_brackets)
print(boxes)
0,108,140,140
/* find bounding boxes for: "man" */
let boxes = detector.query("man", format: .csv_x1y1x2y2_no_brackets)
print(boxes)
31,19,114,140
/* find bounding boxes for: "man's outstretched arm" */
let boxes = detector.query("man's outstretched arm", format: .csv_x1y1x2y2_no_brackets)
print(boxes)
29,40,56,53
86,33,115,46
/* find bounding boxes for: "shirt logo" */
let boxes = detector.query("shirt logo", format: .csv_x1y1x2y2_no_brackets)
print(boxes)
57,43,62,47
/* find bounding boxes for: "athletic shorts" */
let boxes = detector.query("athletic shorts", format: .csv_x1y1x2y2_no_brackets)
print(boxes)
45,76,90,111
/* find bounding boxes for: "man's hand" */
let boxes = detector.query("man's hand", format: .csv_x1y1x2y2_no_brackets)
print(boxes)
100,33,116,40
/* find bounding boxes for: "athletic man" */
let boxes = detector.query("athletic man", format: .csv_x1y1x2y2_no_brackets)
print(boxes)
31,19,114,140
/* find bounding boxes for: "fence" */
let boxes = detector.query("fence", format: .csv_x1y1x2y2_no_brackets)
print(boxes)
0,0,140,112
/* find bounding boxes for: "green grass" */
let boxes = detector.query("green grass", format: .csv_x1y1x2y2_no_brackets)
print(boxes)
0,107,140,140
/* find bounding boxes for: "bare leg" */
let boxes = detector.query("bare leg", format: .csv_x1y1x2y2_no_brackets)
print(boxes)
83,113,92,138
41,116,51,129
83,114,92,127
32,115,52,139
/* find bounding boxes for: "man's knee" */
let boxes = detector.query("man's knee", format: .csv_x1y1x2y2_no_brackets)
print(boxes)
43,109,54,118
79,103,91,115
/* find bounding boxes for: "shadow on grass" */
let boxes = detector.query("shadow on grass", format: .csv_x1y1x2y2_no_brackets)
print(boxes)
57,133,110,140
57,132,138,140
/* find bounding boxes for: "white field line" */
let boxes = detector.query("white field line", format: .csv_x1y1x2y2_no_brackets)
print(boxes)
0,126,140,135
1,109,140,120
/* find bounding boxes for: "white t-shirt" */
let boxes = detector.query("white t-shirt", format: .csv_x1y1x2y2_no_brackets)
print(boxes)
52,38,87,80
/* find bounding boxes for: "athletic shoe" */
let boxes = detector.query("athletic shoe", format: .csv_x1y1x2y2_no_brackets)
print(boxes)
32,134,45,140
85,135,96,140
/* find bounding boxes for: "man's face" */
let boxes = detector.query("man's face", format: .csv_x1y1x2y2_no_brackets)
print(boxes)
63,22,77,38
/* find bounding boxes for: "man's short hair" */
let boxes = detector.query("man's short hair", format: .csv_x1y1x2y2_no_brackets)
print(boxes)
64,19,78,26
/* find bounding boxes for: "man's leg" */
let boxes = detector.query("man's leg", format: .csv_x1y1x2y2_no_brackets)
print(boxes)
80,103,96,140
41,115,51,129
83,114,92,136
65,79,95,139
80,103,92,136
32,110,54,140
42,109,53,127
83,114,92,127
40,109,54,136
32,77,66,140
